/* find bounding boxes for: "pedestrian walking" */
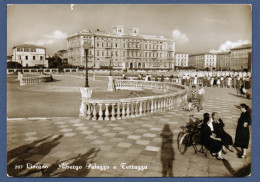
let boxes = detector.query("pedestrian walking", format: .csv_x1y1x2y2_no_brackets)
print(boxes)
194,75,198,85
220,76,224,88
197,84,205,111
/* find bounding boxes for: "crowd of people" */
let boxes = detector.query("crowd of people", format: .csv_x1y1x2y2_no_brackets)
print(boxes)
181,74,251,90
187,103,251,160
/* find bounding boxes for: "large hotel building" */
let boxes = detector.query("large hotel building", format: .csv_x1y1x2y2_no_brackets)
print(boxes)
67,26,175,70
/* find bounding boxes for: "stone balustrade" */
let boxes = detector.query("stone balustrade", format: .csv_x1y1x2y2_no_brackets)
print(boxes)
20,75,53,86
80,80,188,120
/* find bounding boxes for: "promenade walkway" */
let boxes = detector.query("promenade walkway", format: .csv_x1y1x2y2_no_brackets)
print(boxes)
7,87,251,177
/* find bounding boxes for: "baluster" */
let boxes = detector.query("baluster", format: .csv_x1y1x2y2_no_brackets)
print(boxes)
117,103,121,120
92,103,97,120
161,99,164,112
126,103,130,118
139,101,143,116
122,103,126,119
143,100,147,115
86,103,92,120
135,101,139,117
154,100,157,112
151,100,154,113
147,100,151,113
111,103,116,120
105,104,110,120
98,103,103,120
131,102,135,118
158,99,161,112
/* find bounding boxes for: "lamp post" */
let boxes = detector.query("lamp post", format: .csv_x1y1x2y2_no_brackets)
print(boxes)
21,60,24,74
109,58,112,76
83,42,91,87
79,41,93,117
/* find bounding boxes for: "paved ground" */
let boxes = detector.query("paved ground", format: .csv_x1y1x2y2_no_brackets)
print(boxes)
7,87,251,177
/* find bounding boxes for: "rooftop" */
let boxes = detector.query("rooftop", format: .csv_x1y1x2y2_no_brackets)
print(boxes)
231,44,252,51
13,44,45,49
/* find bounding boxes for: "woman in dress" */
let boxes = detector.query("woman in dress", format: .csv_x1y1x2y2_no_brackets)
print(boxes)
200,113,224,160
234,104,251,158
188,85,198,110
212,112,233,152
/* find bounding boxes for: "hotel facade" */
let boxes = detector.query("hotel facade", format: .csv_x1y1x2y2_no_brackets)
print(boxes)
67,26,175,70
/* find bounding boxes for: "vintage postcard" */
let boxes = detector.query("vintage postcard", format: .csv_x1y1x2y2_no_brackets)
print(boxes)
5,4,252,178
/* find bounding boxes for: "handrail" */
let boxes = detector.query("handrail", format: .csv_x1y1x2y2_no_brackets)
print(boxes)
20,75,53,86
80,79,188,120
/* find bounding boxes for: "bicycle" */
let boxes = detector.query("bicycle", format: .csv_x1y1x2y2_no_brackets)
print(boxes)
177,121,207,156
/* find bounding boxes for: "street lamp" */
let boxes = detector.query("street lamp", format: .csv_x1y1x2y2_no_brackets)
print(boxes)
83,42,91,87
110,58,112,76
21,60,24,74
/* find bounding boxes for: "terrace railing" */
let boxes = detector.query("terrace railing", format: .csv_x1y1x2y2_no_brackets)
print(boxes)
80,80,188,120
20,75,53,86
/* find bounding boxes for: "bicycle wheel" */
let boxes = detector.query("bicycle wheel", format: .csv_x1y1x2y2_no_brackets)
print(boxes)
177,132,189,155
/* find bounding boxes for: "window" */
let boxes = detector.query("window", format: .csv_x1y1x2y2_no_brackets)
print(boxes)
40,56,43,60
25,56,28,60
24,48,29,52
33,56,35,60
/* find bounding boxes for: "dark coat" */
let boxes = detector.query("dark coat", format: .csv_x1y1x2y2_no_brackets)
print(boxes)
234,111,251,149
200,123,223,153
212,119,233,147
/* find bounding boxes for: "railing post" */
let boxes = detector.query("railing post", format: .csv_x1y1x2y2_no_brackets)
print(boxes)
139,101,143,116
98,103,103,120
143,100,147,115
105,104,110,120
92,103,97,120
161,99,164,112
126,103,130,118
122,103,126,119
111,103,116,120
154,100,157,112
131,102,135,118
117,103,121,120
86,103,92,120
135,101,139,117
151,100,154,113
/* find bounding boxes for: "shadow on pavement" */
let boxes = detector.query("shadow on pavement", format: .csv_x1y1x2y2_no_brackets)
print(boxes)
222,159,251,177
160,124,175,177
7,134,63,177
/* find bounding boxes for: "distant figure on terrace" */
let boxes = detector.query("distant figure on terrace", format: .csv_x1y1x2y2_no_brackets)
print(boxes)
161,75,165,82
193,75,198,85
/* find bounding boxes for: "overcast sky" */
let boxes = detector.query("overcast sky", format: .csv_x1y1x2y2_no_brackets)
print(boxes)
7,4,252,56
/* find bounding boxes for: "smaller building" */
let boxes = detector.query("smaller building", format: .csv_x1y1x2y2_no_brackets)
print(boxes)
12,44,48,67
175,53,189,68
216,52,231,71
230,44,252,71
189,53,216,70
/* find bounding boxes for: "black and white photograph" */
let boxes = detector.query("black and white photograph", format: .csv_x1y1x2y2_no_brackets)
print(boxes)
6,4,252,177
